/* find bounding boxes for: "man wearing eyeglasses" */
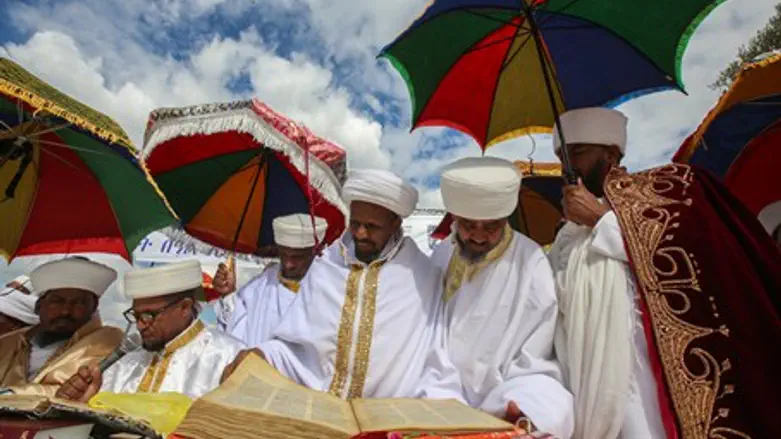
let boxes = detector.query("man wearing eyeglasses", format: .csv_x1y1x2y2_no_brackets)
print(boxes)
0,258,122,397
56,260,245,401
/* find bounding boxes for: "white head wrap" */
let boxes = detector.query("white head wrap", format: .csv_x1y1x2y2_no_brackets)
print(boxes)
342,169,419,218
758,201,781,238
0,276,39,325
124,260,203,300
30,258,117,298
440,157,523,220
553,107,628,154
273,214,328,248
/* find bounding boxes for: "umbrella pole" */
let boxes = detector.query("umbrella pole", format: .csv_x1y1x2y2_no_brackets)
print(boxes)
230,151,267,257
522,2,578,184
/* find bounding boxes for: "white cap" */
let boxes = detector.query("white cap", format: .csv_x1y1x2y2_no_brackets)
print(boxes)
440,157,523,220
0,276,39,325
124,260,203,300
758,201,781,237
30,258,117,298
273,214,328,248
342,169,419,218
553,108,628,154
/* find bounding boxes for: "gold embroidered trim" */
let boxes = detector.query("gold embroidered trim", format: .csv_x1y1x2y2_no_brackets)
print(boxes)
605,164,749,439
277,272,301,293
443,225,513,303
137,320,205,393
347,262,384,399
327,266,362,398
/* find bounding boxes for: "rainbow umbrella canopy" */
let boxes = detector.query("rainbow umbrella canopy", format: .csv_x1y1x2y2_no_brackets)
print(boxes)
381,0,725,153
432,161,563,246
143,99,348,257
0,57,176,261
674,51,781,217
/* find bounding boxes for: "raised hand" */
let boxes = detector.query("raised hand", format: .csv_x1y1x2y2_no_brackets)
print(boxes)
562,178,611,228
212,261,237,297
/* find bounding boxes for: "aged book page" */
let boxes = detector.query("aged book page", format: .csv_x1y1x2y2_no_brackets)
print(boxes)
176,354,359,439
351,398,513,434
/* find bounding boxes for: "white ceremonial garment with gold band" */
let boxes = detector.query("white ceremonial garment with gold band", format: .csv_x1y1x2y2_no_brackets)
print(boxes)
549,212,665,439
100,320,245,399
430,227,575,439
214,263,301,347
259,233,464,400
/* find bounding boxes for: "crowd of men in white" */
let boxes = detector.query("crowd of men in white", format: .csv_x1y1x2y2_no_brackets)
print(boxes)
3,108,779,439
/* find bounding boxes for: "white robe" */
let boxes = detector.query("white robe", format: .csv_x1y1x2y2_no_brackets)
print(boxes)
259,233,463,400
214,264,299,347
101,320,245,399
549,212,665,439
431,230,575,439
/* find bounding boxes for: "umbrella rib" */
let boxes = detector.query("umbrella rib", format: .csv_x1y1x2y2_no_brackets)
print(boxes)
38,146,87,174
231,151,267,252
499,33,533,73
464,35,528,54
463,9,524,29
35,139,117,158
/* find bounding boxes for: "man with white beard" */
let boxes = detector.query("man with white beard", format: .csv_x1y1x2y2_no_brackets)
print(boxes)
430,157,574,438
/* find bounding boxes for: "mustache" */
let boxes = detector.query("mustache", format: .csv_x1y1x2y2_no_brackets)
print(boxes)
354,239,374,247
51,316,76,325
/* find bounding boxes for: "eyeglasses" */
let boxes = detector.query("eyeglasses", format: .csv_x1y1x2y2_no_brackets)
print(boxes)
123,299,183,325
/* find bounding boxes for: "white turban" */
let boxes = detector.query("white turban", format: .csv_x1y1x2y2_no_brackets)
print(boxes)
30,258,117,298
441,157,523,220
0,276,39,325
125,260,203,300
553,107,628,154
273,214,328,248
758,201,781,237
342,169,418,218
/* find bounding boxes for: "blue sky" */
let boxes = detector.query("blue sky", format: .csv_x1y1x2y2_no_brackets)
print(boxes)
0,0,778,208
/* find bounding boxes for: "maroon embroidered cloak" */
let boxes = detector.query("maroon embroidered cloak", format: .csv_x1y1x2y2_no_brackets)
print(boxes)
605,164,781,439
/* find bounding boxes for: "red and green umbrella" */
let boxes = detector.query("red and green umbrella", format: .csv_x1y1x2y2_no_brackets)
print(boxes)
381,0,725,177
674,51,781,218
143,99,347,257
0,57,176,261
432,161,563,246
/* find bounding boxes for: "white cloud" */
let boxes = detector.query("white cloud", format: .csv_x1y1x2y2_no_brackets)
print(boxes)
1,0,777,208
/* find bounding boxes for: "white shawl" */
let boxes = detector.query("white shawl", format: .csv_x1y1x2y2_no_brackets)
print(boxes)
550,221,634,439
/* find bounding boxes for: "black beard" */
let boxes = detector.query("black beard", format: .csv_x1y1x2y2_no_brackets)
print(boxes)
36,331,72,346
582,159,608,197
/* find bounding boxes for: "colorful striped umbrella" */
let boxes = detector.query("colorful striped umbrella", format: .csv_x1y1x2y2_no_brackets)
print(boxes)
431,161,563,246
143,99,348,257
381,0,724,178
0,57,176,261
674,51,781,217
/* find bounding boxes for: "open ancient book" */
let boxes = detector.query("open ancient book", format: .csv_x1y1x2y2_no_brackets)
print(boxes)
175,354,516,439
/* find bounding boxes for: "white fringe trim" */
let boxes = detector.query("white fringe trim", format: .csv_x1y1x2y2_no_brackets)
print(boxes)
143,107,347,217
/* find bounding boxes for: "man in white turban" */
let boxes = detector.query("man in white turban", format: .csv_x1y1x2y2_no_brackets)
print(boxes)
0,258,122,397
221,169,463,401
212,214,329,346
549,108,781,439
430,156,573,438
0,276,38,336
57,260,246,402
